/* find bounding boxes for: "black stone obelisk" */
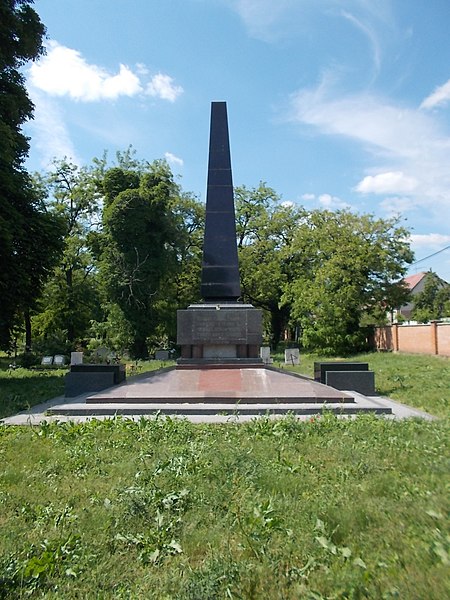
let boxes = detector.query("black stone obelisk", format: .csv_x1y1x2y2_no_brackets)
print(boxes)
201,102,241,301
176,101,262,364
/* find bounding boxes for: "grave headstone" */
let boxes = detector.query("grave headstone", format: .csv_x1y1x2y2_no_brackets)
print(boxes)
53,355,66,366
41,356,53,366
325,370,376,395
285,348,300,365
260,346,272,364
70,351,83,365
314,362,369,383
94,346,111,361
155,350,170,361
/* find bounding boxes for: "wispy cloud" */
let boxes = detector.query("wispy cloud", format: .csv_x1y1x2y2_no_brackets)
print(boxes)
380,196,419,216
27,89,80,168
29,41,183,103
299,192,351,210
227,0,300,41
420,78,450,110
341,10,381,73
147,74,183,103
227,0,393,49
288,76,450,218
410,233,450,248
164,152,184,167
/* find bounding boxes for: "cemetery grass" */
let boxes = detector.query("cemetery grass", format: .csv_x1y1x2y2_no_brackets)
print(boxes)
0,414,449,599
280,351,450,419
0,358,174,420
0,357,67,420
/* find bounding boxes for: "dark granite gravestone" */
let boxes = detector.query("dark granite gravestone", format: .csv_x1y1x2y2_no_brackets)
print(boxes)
177,102,262,364
314,361,376,395
65,364,126,397
314,362,369,383
325,370,376,395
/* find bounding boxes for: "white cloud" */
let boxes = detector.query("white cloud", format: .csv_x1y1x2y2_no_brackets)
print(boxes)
147,74,183,102
27,89,80,167
341,10,381,73
29,41,141,101
318,193,351,210
290,83,438,159
288,77,450,217
227,0,299,41
420,79,450,110
29,40,183,103
226,0,393,45
300,192,350,209
409,233,450,249
380,196,418,216
165,152,184,167
356,171,417,194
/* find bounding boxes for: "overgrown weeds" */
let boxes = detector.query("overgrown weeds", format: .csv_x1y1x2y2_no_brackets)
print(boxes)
1,414,448,598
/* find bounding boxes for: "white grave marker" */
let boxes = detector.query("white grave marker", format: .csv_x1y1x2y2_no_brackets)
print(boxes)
260,346,272,364
70,351,83,365
284,348,299,365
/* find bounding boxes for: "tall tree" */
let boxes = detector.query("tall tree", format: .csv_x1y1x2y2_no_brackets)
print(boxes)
99,160,183,357
235,183,300,347
282,210,413,354
32,160,103,347
0,0,63,349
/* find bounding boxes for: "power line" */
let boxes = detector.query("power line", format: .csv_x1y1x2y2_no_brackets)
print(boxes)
411,244,450,266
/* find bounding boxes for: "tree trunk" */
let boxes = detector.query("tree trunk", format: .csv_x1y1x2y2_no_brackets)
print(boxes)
66,267,75,342
24,309,32,353
270,306,287,350
131,335,148,359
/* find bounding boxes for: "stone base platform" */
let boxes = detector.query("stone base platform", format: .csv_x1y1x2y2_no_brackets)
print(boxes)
31,365,401,419
81,366,353,404
1,363,437,424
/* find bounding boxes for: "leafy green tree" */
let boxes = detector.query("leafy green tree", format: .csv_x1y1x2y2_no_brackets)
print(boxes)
412,272,450,322
99,160,186,357
32,160,104,348
151,192,204,345
282,210,413,354
0,0,64,349
235,183,300,347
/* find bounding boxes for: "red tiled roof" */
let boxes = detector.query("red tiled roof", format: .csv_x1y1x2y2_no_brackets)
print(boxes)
403,272,427,291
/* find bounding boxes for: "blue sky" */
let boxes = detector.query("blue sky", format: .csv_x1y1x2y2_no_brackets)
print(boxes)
24,0,450,281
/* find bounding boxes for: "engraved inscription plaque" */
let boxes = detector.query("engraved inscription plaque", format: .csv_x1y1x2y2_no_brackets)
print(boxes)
177,308,262,346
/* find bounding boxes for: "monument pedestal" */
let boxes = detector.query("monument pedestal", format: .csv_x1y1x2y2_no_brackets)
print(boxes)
177,303,263,366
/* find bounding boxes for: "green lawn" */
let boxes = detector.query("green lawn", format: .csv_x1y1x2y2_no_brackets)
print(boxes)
0,358,174,420
0,414,448,599
279,351,450,419
0,351,449,598
0,357,67,420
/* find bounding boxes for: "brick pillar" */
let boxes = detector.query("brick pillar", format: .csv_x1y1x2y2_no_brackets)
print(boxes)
393,324,399,352
431,321,438,355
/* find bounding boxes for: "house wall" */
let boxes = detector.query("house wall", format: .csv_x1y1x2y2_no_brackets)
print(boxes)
397,277,428,319
374,322,450,356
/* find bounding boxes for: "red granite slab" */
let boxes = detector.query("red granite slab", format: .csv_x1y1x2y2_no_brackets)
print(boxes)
86,366,353,404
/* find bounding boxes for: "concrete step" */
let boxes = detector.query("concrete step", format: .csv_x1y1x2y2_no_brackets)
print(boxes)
85,395,356,404
47,400,392,417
